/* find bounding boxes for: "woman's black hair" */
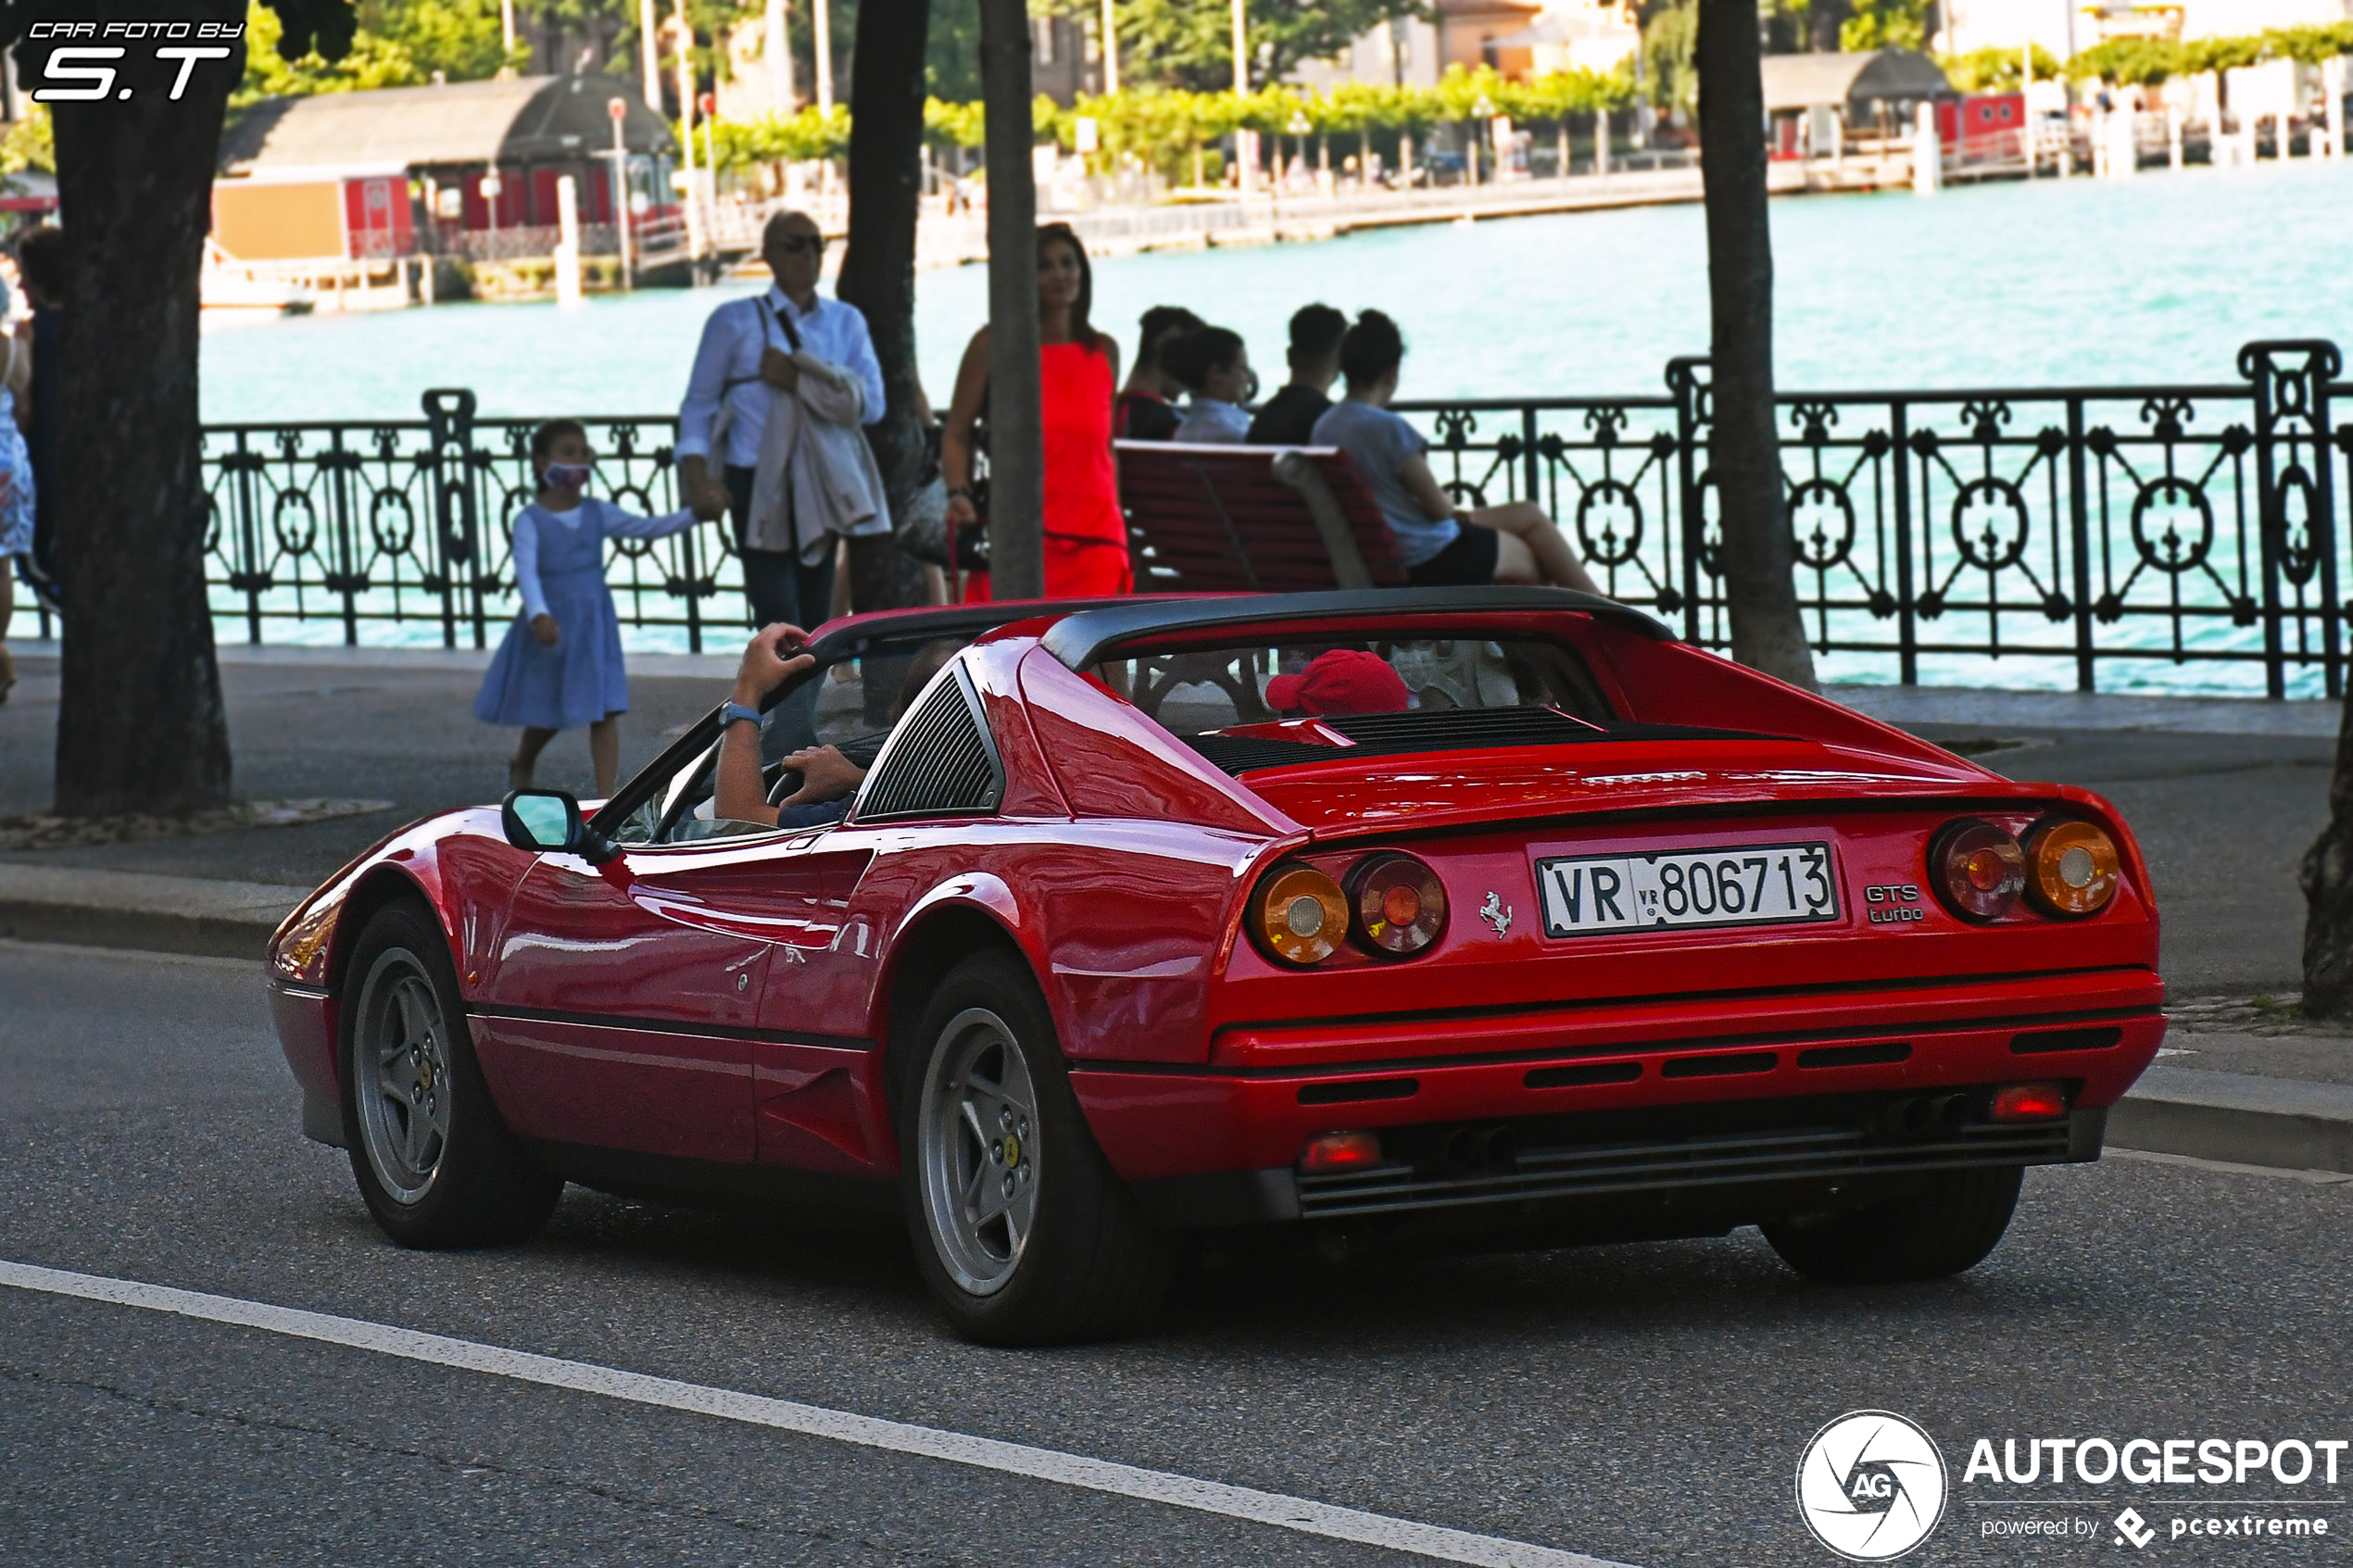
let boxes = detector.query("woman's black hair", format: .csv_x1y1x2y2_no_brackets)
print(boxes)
1037,222,1106,355
530,418,588,469
1161,326,1245,394
1135,305,1204,370
12,226,64,304
1339,309,1405,391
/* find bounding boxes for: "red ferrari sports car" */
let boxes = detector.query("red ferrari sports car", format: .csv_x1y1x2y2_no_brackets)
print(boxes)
269,587,2162,1344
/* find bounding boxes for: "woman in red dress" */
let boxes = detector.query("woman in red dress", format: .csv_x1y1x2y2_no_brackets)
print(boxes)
940,223,1130,600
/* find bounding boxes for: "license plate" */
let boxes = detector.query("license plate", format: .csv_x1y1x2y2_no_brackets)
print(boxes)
1536,841,1839,936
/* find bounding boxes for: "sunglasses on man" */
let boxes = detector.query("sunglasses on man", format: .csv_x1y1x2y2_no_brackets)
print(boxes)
774,234,826,257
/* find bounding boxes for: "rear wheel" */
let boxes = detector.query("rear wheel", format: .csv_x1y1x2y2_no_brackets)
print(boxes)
1761,1167,2023,1284
899,950,1173,1346
340,902,561,1248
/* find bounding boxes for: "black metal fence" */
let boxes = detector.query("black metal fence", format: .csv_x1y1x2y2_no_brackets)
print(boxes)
12,341,2344,696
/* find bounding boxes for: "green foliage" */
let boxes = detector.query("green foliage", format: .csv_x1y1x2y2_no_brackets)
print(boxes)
1837,0,1926,52
2266,22,2353,65
0,104,52,174
1640,0,1696,111
1115,0,1431,93
1938,44,2061,92
235,0,521,102
698,105,851,169
2065,38,2181,86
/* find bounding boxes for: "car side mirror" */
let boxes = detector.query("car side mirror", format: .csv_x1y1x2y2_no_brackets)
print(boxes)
500,789,620,865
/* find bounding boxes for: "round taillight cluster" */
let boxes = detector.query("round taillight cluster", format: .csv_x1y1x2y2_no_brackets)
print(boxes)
1251,853,1449,966
2026,819,2120,916
1350,853,1449,956
1930,817,2120,922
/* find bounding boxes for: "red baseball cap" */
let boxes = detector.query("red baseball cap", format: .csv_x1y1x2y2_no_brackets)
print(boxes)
1265,649,1411,717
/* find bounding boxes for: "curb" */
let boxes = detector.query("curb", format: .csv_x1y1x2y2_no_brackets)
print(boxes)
0,865,303,961
2108,1065,2353,1175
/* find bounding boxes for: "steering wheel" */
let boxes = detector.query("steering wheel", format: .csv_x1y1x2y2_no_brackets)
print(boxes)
763,765,805,808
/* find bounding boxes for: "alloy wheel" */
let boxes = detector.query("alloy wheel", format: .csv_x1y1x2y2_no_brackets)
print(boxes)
916,1006,1039,1296
354,947,454,1206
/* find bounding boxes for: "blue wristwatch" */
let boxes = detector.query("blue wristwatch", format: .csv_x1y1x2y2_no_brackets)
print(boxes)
721,702,762,728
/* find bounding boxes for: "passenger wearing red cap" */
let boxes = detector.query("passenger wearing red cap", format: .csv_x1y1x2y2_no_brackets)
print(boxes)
1265,648,1412,717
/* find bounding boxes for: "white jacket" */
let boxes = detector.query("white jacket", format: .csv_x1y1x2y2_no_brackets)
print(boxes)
746,352,892,564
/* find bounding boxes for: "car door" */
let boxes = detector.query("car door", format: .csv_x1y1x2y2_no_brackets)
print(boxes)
746,827,887,1174
474,834,787,1164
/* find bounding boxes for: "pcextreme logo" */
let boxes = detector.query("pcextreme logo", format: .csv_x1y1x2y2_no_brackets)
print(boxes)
1797,1410,1950,1562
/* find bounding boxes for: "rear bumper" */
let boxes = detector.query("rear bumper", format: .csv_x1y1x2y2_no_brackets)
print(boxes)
1080,970,2158,1225
1129,1105,2105,1229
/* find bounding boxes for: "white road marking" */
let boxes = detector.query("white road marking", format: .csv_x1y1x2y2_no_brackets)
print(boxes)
2107,1148,2353,1185
0,1260,1633,1568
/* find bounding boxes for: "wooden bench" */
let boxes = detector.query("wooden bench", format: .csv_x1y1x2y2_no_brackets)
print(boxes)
1115,441,1408,593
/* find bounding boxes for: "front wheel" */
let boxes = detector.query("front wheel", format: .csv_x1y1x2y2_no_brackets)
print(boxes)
1761,1166,2023,1285
899,950,1173,1345
340,901,561,1248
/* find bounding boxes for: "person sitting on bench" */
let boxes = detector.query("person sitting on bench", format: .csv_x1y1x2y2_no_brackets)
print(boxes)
1247,304,1347,446
1167,326,1254,445
1311,310,1602,594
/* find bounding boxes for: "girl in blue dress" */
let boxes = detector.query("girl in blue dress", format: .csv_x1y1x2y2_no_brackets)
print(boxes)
475,420,712,796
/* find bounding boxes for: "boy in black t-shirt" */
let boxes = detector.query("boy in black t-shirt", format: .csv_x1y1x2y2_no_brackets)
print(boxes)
1246,303,1348,445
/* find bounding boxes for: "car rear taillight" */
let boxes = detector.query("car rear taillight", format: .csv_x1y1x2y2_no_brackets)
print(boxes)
1299,1131,1383,1173
2025,820,2120,917
1250,863,1351,966
1930,818,2027,922
1990,1081,2070,1122
1348,852,1448,957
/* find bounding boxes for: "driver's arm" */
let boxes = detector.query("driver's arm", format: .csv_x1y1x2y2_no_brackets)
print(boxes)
714,624,815,827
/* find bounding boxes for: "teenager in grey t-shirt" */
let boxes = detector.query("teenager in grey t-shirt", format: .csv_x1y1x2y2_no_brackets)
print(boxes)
1313,310,1602,595
1312,398,1457,567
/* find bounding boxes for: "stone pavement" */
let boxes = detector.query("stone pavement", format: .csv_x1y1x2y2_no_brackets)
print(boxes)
6,639,2353,1175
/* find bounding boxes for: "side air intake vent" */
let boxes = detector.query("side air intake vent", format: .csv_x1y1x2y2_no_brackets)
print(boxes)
855,668,1003,822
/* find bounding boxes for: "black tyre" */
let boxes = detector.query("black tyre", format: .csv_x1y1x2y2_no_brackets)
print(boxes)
339,901,562,1248
1761,1166,2023,1284
897,949,1174,1346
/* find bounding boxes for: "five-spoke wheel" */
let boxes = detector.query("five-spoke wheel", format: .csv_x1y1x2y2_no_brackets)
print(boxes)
916,1007,1041,1296
339,900,561,1248
899,949,1173,1345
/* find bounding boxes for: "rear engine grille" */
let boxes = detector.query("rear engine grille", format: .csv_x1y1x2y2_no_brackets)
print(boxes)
1295,1116,2075,1219
1187,707,1767,775
856,670,1002,821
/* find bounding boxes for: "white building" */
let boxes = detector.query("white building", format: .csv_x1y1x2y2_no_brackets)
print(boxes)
1290,0,1639,91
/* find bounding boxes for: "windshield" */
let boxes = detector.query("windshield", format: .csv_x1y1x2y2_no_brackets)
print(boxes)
608,633,973,845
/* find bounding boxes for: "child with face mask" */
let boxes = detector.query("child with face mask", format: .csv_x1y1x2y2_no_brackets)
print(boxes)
473,419,720,796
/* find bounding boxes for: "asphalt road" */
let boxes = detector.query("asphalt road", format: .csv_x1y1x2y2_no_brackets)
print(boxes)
4,940,2351,1567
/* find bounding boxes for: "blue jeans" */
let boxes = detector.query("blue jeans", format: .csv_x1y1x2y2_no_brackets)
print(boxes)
724,464,836,631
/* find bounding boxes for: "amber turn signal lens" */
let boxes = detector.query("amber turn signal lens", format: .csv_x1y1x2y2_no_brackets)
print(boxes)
1252,863,1351,966
1990,1081,2070,1122
1349,852,1448,956
2026,820,2120,916
1930,818,2027,921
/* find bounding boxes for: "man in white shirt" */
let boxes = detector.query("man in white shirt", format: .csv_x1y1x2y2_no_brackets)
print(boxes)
677,210,887,631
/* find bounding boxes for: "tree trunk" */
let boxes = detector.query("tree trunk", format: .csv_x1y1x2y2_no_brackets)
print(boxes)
33,13,240,816
837,0,932,720
1694,0,1817,690
2301,716,2353,1013
978,0,1043,598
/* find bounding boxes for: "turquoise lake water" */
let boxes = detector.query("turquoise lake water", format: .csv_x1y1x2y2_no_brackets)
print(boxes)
203,157,2353,420
182,158,2353,693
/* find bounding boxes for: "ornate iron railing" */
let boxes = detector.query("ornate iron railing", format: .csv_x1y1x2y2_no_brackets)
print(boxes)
9,342,2344,693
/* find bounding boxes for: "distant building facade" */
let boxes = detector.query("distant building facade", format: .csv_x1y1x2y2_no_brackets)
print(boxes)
1290,0,1638,90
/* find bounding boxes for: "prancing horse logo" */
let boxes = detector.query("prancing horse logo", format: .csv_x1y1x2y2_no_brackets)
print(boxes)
1479,892,1513,937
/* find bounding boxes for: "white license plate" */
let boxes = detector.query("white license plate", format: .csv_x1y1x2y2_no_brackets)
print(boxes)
1536,841,1839,936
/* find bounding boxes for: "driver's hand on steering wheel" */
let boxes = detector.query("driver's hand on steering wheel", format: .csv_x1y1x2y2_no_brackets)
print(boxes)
734,622,815,708
776,745,865,808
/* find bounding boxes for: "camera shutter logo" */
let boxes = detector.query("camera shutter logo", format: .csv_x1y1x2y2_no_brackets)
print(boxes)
1795,1411,1948,1561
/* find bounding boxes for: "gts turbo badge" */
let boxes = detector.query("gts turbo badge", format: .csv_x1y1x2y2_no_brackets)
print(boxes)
1479,891,1514,937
